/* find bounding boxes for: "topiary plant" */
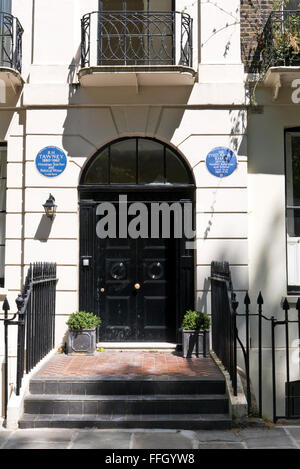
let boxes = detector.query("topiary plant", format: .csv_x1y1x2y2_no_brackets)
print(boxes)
182,310,210,331
66,311,101,331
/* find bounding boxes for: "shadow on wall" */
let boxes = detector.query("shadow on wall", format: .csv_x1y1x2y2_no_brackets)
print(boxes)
34,215,54,243
61,41,195,160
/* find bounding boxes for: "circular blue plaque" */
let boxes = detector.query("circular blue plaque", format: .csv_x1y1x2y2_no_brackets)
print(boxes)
206,147,237,178
35,146,67,178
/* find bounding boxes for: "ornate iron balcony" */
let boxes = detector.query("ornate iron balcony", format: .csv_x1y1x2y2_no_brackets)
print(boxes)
81,11,193,69
262,10,300,69
0,12,23,73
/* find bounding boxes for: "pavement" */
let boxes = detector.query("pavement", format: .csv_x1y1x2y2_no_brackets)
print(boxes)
0,425,300,449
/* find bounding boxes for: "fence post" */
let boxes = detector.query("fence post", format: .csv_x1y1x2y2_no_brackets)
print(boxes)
283,298,290,418
15,294,25,396
271,316,277,423
232,293,239,397
244,292,251,413
257,292,264,418
2,298,10,420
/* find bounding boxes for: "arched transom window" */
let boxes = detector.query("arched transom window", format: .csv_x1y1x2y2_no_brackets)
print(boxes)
81,137,194,186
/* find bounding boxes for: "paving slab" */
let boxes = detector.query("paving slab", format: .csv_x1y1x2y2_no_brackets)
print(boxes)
194,429,242,442
238,427,297,449
0,431,12,449
1,429,76,449
283,427,300,442
70,430,132,449
131,431,194,449
197,442,246,449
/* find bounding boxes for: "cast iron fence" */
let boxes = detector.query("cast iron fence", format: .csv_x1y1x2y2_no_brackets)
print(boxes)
211,261,300,422
0,11,23,72
81,10,193,68
0,263,57,419
262,10,300,69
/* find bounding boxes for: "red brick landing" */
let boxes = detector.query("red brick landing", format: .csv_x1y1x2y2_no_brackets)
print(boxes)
35,352,223,381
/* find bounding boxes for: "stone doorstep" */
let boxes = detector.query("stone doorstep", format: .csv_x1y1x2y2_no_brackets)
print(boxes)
96,342,177,352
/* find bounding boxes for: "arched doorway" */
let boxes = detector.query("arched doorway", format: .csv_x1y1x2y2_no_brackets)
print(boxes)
78,137,195,343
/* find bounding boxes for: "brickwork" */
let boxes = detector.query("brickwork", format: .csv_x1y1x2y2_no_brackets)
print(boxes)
241,0,275,71
35,352,223,380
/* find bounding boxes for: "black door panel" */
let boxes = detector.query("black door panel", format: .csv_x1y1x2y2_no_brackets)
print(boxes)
79,191,195,343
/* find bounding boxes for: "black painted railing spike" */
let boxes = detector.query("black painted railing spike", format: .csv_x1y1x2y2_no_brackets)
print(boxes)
2,297,10,312
257,292,264,305
244,292,251,305
283,298,290,310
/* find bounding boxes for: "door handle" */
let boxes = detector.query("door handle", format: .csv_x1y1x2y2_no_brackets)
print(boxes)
100,288,105,293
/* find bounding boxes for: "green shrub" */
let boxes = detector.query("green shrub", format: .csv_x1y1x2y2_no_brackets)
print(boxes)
66,311,101,330
182,310,210,331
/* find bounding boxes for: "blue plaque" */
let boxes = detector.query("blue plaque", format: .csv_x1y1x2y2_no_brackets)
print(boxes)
206,147,237,178
35,146,67,178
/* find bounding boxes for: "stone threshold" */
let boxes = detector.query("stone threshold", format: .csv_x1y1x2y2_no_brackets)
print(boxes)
97,342,177,352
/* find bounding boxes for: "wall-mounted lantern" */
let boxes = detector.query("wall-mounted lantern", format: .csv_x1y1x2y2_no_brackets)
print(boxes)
43,194,57,219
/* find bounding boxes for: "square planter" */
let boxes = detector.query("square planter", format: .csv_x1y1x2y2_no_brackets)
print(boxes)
67,329,96,356
182,330,210,358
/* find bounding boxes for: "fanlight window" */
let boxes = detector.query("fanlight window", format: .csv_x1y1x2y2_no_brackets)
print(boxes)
81,138,193,186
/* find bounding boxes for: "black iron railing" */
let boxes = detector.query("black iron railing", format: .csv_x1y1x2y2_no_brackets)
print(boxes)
0,263,57,419
211,262,238,396
211,260,300,423
0,11,23,72
262,10,300,68
81,10,193,68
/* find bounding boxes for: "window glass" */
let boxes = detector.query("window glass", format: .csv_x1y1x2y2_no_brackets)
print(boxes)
126,0,146,11
0,1,11,13
100,1,173,12
84,148,109,184
148,0,172,12
291,136,300,207
0,146,6,287
110,138,137,184
101,0,124,11
82,138,192,186
138,139,164,184
284,0,300,10
166,149,190,184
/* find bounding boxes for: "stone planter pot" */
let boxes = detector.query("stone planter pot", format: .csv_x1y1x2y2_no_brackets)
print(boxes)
67,328,97,356
182,330,210,358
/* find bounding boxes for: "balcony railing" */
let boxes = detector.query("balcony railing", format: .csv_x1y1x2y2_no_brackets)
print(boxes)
0,11,23,73
81,10,193,69
262,10,300,69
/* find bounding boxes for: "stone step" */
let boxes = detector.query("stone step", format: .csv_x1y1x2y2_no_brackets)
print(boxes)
24,394,229,415
19,413,232,430
29,379,226,396
97,342,178,352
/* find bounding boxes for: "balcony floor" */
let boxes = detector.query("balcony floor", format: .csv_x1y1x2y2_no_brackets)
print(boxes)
78,65,197,87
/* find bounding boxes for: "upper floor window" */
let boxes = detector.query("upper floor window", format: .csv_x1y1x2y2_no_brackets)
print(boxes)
0,144,7,288
284,0,300,10
98,0,175,66
286,129,300,291
99,1,173,12
0,0,11,13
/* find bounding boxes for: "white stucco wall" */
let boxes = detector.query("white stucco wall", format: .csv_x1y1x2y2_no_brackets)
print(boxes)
0,0,255,418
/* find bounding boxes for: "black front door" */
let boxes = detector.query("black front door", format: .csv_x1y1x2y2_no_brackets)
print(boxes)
79,190,195,344
96,230,176,342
